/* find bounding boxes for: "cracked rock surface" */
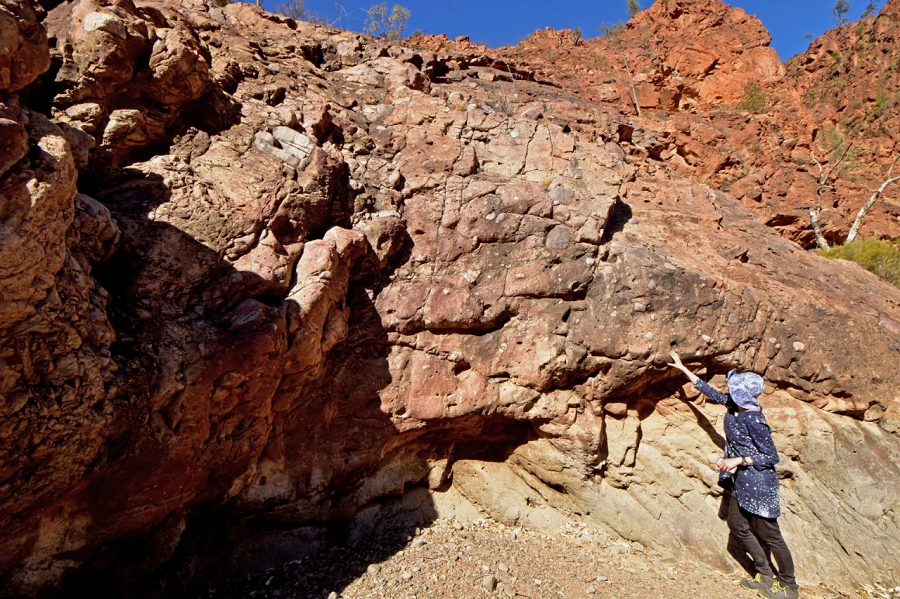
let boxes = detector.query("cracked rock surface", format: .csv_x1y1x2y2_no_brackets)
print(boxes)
1,0,899,595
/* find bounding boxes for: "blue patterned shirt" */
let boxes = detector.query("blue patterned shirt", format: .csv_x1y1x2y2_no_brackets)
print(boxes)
694,379,781,519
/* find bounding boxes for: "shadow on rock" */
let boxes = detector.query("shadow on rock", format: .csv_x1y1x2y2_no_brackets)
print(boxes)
602,198,633,242
39,163,446,599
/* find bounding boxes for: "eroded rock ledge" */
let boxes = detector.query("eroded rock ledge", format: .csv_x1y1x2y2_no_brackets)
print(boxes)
1,0,899,594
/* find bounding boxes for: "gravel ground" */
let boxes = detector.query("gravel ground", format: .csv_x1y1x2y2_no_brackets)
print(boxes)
211,517,871,599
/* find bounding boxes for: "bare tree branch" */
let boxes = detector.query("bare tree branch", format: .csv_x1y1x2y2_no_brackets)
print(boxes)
888,153,900,180
810,207,830,250
623,58,641,118
846,154,900,244
811,149,826,183
807,143,858,249
809,149,836,250
823,141,854,184
811,183,833,250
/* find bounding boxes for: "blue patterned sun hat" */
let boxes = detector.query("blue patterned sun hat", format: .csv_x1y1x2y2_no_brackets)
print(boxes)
727,370,765,409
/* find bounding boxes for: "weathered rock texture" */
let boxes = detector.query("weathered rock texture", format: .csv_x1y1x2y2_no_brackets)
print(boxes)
1,0,900,595
471,0,900,247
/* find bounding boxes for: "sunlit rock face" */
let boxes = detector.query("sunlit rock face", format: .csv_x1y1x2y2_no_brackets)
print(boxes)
1,0,900,594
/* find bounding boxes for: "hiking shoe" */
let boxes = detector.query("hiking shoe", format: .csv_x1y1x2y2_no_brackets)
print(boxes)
757,580,800,599
740,573,776,591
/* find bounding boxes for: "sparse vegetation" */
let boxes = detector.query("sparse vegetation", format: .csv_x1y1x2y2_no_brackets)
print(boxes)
821,238,900,287
364,3,411,40
274,0,328,23
808,144,898,249
276,0,306,20
739,81,767,114
598,21,626,38
211,0,231,7
573,25,583,42
627,0,642,19
832,0,850,27
819,125,863,175
488,88,517,116
872,90,895,118
861,1,880,17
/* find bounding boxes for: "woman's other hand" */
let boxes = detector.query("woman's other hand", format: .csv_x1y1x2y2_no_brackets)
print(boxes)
717,457,743,473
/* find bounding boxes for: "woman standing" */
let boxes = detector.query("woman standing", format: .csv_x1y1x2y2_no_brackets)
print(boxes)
668,351,799,599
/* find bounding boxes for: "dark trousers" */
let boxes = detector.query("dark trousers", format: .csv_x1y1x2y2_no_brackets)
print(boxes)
726,493,797,589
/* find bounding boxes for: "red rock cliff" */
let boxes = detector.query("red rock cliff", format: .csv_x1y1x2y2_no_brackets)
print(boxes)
1,0,900,594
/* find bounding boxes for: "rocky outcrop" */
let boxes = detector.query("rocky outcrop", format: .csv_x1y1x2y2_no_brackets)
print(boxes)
1,0,900,595
0,0,50,92
0,2,120,590
478,0,900,247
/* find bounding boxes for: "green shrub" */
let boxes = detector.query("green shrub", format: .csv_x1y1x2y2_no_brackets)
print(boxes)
598,21,625,38
821,238,900,287
275,0,327,23
364,3,411,40
627,0,641,19
276,0,306,19
573,25,583,42
873,90,894,118
861,1,880,17
739,81,767,114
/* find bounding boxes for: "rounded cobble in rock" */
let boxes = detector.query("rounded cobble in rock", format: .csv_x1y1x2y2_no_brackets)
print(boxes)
546,225,573,250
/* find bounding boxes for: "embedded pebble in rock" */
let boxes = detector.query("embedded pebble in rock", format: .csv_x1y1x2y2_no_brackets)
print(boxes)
545,225,573,250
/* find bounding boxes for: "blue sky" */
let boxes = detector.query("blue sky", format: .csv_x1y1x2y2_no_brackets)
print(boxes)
265,0,886,60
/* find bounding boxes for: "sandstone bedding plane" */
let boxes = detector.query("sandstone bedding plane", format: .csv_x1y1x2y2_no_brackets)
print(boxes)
1,0,900,595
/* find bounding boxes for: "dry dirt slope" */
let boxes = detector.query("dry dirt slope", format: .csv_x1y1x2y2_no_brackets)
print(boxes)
212,518,896,599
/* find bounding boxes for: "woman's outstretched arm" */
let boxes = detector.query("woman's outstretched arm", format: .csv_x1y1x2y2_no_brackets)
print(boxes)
667,351,729,406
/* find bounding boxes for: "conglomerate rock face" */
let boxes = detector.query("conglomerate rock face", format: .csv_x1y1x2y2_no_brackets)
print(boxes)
479,0,900,247
1,0,899,594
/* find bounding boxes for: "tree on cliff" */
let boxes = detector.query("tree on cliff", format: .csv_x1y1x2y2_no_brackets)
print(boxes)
276,0,306,20
845,155,900,244
832,0,851,26
364,3,411,40
809,146,900,249
861,1,881,17
627,0,642,19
